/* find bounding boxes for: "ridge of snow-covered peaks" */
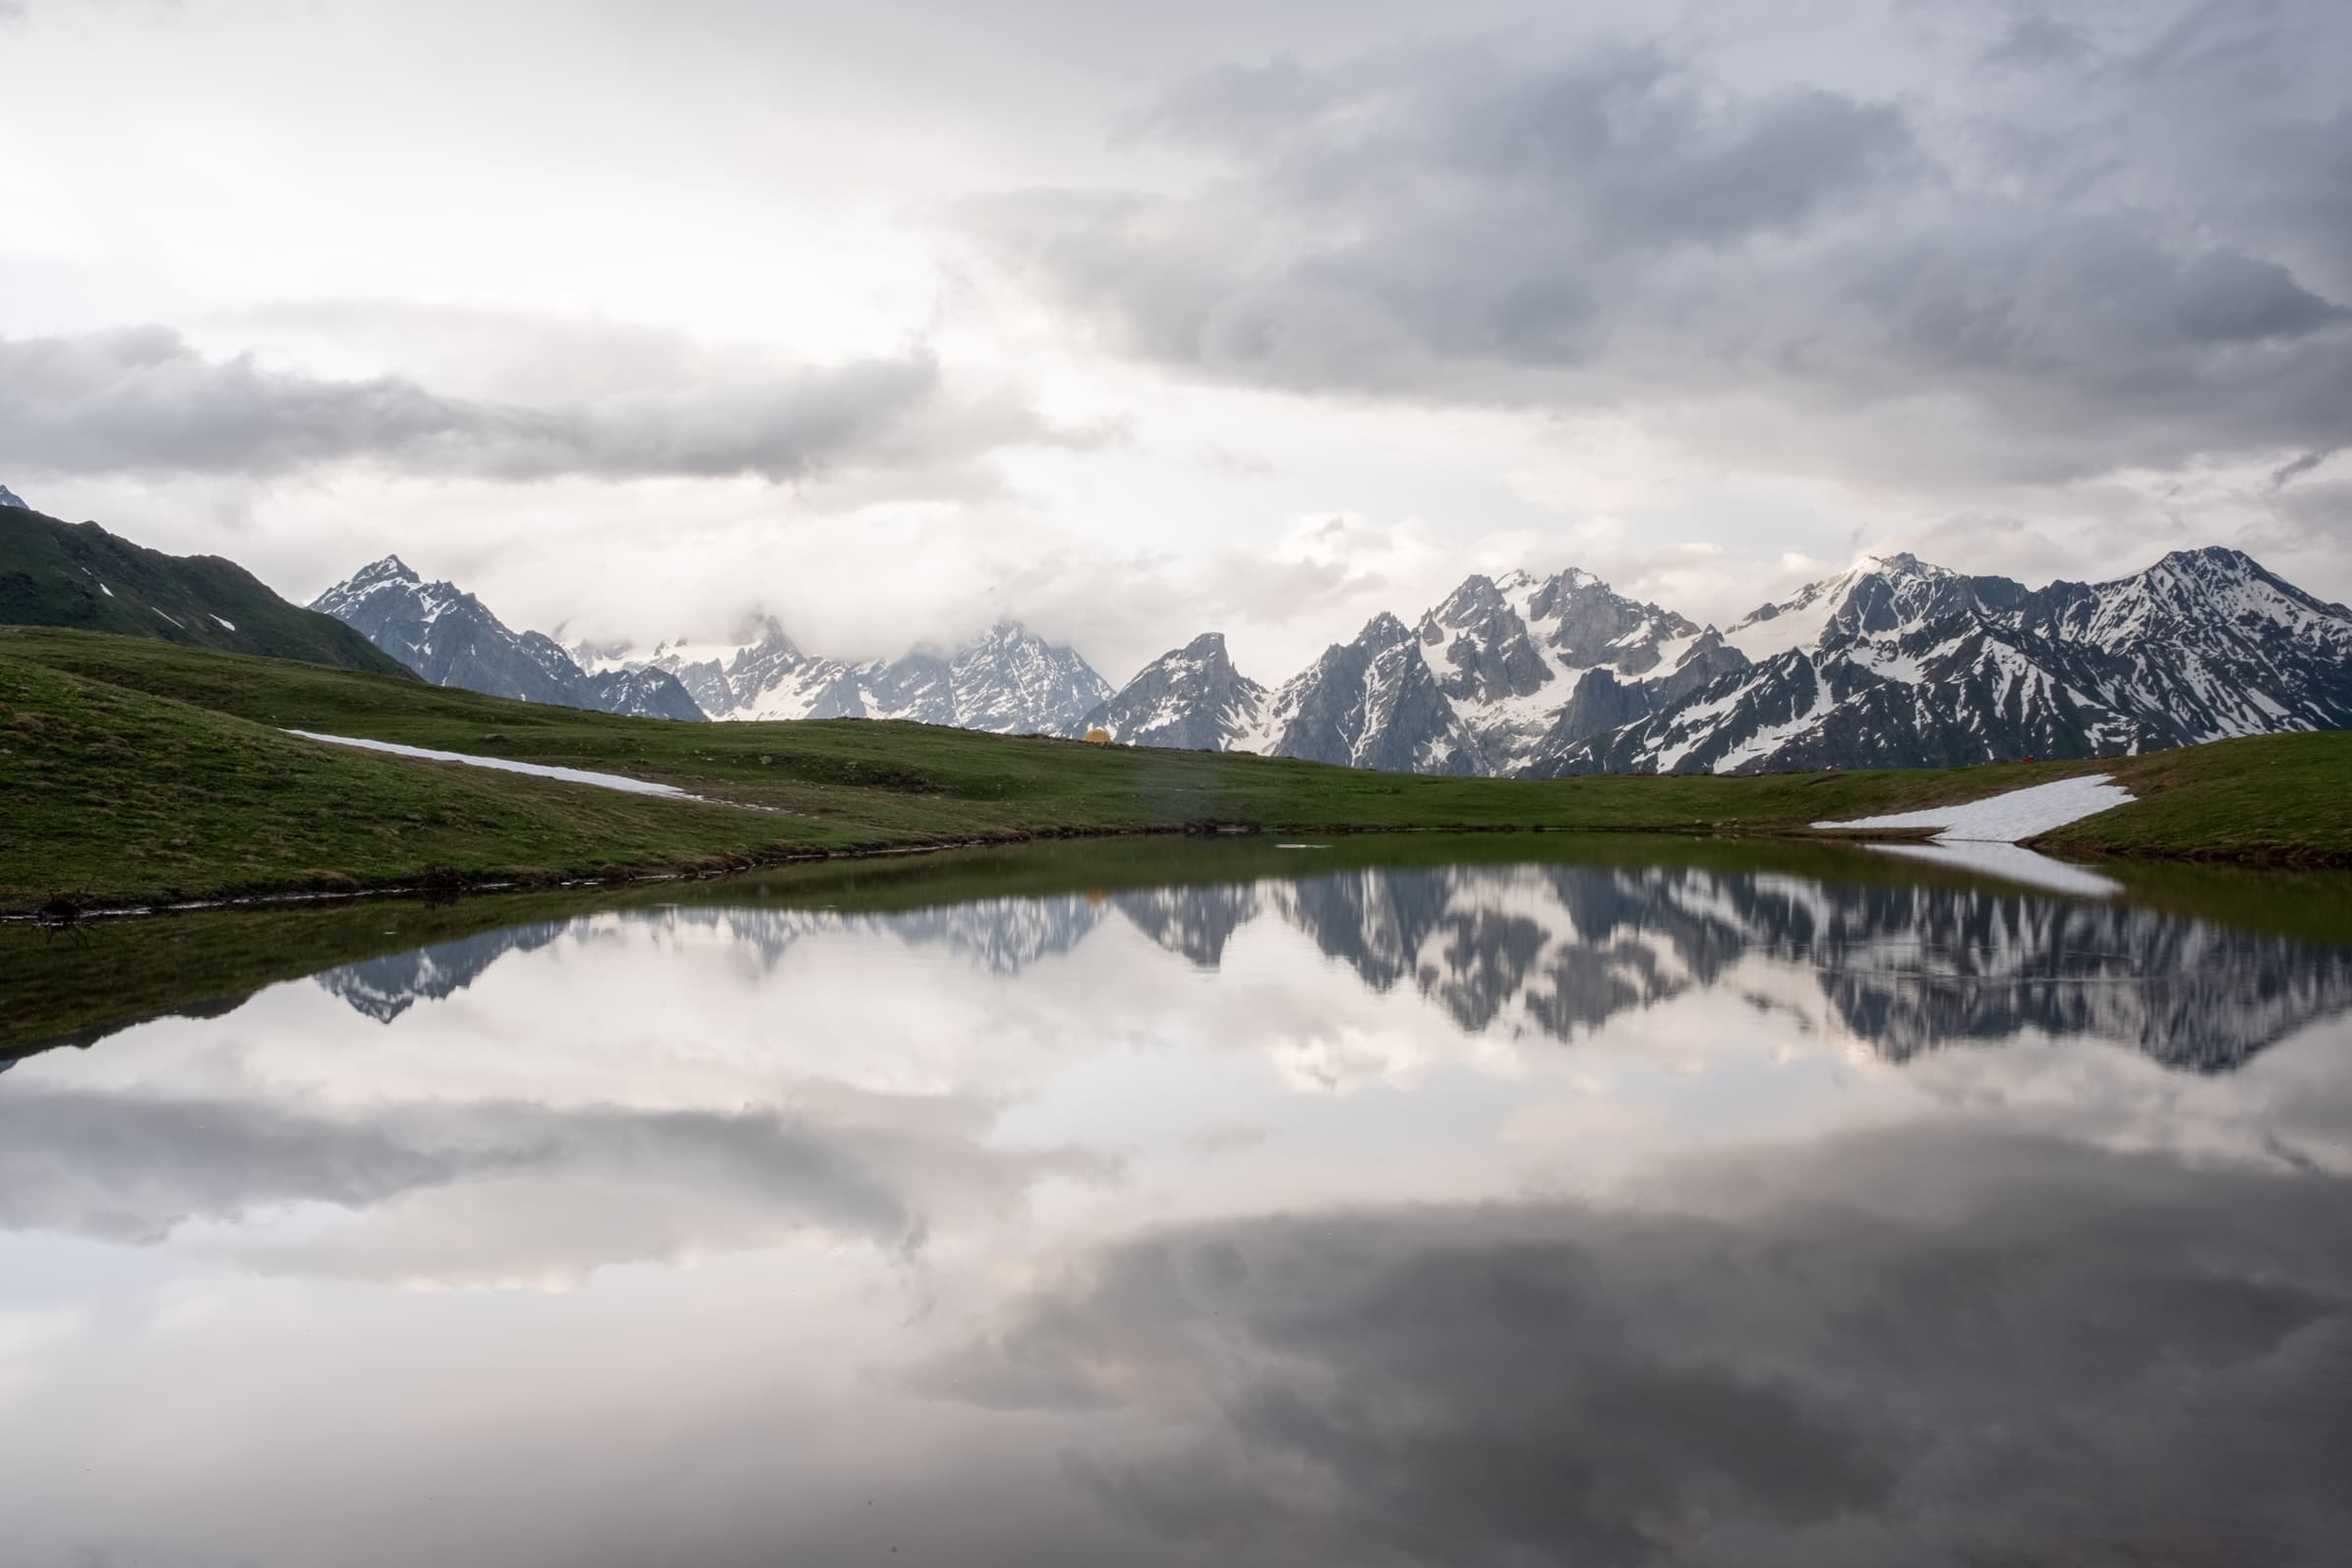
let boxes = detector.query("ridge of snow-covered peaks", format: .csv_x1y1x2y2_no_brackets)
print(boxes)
1544,545,2352,776
1545,619,2151,777
1259,610,1483,774
1081,631,1271,750
1070,566,1730,775
2008,547,2352,738
0,483,29,509
641,615,1113,733
311,559,706,722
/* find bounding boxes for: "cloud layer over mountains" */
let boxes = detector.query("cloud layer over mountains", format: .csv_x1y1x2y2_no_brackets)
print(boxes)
1,0,2346,675
0,326,1065,489
968,16,2352,487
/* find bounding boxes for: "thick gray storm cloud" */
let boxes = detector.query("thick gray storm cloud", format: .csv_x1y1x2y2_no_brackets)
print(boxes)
968,8,2352,487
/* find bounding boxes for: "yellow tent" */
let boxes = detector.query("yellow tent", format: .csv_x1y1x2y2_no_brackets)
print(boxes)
1084,727,1113,744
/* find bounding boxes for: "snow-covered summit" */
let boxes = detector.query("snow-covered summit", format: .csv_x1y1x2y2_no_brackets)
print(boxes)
0,483,29,510
1725,551,1977,661
311,558,705,721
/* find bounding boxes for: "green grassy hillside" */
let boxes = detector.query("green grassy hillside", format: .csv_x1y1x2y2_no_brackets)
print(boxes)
2,626,2347,908
0,506,415,676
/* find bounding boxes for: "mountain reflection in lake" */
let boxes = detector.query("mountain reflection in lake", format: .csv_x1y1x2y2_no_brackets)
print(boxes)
4,854,2349,1567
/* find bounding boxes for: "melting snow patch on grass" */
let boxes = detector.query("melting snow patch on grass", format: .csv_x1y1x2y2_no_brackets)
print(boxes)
1814,774,2137,898
283,730,692,798
1812,774,2135,842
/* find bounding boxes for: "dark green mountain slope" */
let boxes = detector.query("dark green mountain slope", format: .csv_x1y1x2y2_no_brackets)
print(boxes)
0,504,415,677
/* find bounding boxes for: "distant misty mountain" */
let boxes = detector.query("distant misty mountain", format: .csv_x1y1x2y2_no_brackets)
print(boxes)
0,483,27,509
1083,548,2352,776
581,615,1113,734
312,556,705,721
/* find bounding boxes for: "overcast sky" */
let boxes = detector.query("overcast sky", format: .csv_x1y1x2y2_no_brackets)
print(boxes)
3,0,2346,679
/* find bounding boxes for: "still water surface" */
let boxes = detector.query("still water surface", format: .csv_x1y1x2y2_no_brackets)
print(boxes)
4,842,2350,1565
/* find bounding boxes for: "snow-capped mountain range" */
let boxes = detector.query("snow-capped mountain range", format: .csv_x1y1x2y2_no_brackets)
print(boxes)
1545,548,2352,774
572,614,1114,733
314,544,2352,773
312,557,706,721
1088,547,2352,775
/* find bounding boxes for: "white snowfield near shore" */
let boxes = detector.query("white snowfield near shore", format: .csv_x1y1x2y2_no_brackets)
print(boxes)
1814,774,2137,898
283,731,691,798
1812,774,2135,842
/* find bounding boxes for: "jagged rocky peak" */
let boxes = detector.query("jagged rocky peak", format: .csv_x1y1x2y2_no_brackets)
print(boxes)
1419,574,1552,704
721,613,800,661
1258,609,1481,775
311,552,422,611
1083,630,1270,751
1142,629,1248,680
1178,629,1231,659
0,482,29,509
950,617,1117,734
1520,566,1702,673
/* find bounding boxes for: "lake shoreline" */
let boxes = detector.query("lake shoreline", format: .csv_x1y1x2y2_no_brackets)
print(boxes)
7,626,2349,914
20,812,2350,925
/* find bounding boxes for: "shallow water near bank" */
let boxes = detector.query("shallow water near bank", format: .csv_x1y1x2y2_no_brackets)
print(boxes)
4,835,2349,1566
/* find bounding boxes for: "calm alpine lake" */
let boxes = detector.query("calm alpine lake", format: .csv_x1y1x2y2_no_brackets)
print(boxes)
5,837,2349,1567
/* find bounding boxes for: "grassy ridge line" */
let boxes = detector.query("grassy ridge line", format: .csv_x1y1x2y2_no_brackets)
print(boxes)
4,627,2349,907
0,507,414,676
